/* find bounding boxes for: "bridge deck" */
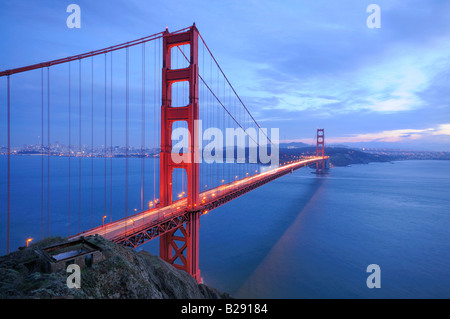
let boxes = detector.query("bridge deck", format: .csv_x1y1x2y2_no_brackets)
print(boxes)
69,156,328,248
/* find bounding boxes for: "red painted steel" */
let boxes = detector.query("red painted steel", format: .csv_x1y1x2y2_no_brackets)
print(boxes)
159,24,201,282
316,129,325,174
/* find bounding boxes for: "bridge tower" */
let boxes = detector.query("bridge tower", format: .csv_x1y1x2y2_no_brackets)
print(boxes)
159,25,201,282
316,128,325,174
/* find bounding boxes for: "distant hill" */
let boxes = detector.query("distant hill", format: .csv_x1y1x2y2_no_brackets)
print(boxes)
279,146,394,167
324,147,394,166
210,145,395,166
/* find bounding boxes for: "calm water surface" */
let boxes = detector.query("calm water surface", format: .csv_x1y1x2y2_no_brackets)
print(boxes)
197,160,450,298
1,158,449,298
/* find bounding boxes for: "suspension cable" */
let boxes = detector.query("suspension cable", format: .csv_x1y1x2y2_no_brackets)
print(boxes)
176,46,260,147
197,31,272,145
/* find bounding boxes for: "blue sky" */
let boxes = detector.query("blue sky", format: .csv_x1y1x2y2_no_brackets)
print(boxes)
1,0,450,150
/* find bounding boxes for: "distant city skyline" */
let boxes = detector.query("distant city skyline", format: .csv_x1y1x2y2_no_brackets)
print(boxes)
1,0,449,151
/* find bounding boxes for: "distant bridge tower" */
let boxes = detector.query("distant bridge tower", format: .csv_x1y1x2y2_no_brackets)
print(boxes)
159,25,201,282
316,128,325,174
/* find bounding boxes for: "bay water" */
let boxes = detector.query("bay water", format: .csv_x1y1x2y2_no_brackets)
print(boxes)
1,157,449,298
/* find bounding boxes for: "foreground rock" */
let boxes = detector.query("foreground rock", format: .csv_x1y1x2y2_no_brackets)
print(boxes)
0,236,230,299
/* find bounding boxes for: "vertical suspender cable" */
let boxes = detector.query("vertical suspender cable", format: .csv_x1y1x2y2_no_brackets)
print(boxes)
141,42,145,212
158,37,161,204
209,56,212,191
153,38,157,206
104,54,107,221
244,97,248,173
68,63,72,236
6,75,10,254
41,69,44,240
239,81,242,179
78,60,82,233
125,47,129,226
216,65,219,188
47,67,50,237
233,92,236,185
223,72,226,184
91,57,94,228
110,52,113,223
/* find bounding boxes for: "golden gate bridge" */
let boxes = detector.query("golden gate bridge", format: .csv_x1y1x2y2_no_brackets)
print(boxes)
0,24,328,282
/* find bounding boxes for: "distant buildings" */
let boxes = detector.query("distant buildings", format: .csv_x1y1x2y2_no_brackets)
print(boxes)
0,143,160,158
1,144,450,161
361,148,450,161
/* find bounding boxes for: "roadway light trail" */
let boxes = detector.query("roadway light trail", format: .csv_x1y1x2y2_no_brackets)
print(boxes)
69,156,327,243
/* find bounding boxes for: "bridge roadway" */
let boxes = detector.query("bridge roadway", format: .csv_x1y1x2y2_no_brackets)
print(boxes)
69,156,328,248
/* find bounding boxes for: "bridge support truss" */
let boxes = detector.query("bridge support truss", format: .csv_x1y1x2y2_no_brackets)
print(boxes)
159,25,201,282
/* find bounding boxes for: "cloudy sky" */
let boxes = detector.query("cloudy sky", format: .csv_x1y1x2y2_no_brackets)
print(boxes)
1,0,450,150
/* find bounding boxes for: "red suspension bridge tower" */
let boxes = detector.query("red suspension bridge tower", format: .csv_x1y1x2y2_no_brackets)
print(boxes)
159,25,201,282
316,128,326,174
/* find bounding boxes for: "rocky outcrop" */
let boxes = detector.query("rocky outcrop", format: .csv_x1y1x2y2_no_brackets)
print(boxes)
0,236,230,299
